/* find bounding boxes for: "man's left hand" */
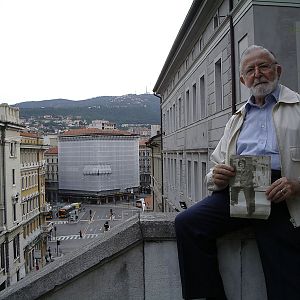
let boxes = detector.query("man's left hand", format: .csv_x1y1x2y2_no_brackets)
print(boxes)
266,177,300,203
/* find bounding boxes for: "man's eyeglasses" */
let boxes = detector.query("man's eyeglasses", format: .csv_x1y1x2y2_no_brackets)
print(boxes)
243,62,277,77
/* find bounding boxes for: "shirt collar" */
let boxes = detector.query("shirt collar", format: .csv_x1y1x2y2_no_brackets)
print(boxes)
245,84,280,112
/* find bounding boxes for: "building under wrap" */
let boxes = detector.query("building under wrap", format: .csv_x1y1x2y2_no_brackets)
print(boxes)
58,128,139,200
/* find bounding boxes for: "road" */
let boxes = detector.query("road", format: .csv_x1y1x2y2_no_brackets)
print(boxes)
47,203,140,258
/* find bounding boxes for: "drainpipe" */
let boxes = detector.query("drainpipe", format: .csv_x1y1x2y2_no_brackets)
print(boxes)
1,125,7,225
229,1,237,115
153,93,164,212
1,125,10,285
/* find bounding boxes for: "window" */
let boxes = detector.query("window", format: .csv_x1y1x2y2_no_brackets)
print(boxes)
186,90,190,125
173,158,177,187
173,104,176,131
12,169,15,185
9,142,17,157
213,10,220,30
192,83,197,122
13,202,17,222
13,235,20,259
178,98,182,128
194,161,199,201
199,36,204,52
179,159,183,194
187,160,192,198
0,243,5,270
167,110,170,134
238,34,250,102
169,107,173,132
200,75,206,118
202,162,207,198
215,58,223,112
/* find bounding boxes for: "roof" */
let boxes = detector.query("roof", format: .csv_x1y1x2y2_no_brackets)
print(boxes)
20,131,41,138
61,128,138,137
153,1,203,93
139,139,149,146
45,147,58,155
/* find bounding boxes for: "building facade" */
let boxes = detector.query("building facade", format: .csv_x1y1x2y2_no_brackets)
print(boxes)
139,139,151,193
153,0,300,212
20,132,50,275
45,147,59,205
0,104,25,289
88,120,117,130
43,134,58,147
58,128,140,203
146,134,163,212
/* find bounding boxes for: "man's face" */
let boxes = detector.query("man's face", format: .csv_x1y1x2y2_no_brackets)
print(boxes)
240,49,282,97
238,160,246,169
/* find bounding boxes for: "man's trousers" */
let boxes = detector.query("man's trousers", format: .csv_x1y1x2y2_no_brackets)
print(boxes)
175,172,300,300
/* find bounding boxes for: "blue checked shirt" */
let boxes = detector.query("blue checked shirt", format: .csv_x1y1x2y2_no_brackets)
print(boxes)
236,85,281,170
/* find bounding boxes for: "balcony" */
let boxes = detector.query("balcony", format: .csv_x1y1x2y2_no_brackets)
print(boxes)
41,221,53,233
40,203,52,214
0,214,267,300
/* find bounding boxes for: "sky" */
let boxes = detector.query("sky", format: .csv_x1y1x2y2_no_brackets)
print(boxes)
0,0,194,105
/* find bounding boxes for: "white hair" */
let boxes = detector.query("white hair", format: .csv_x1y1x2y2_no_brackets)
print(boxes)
239,45,277,74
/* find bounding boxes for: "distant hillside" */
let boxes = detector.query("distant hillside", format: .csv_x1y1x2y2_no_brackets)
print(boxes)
16,94,161,125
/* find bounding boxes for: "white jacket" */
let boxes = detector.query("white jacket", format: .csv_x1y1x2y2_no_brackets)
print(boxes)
206,84,300,227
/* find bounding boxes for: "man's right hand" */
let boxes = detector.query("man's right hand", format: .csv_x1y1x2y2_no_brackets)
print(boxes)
212,164,236,189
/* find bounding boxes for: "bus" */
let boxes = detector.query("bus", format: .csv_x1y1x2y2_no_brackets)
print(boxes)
58,205,75,218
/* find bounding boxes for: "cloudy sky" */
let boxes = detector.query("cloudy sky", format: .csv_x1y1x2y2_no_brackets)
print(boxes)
0,0,193,105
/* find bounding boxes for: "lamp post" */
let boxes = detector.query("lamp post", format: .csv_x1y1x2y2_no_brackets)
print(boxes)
56,240,60,256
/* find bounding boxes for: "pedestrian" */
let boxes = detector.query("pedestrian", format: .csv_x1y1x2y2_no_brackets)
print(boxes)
48,246,52,261
109,208,115,221
175,45,300,300
79,230,82,238
104,221,110,231
89,209,92,221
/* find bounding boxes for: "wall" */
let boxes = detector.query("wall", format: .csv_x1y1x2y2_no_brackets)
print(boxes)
0,214,268,300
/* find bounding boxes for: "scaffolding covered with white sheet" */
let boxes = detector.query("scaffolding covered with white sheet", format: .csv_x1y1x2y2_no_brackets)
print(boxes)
58,130,139,195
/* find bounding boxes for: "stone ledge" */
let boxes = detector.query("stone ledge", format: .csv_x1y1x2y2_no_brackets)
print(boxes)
0,214,178,300
0,216,142,300
0,213,264,300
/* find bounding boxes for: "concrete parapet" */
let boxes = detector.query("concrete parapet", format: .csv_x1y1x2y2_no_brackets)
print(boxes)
0,104,20,124
0,213,267,300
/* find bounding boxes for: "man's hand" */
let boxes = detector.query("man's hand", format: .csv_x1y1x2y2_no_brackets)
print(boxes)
266,177,300,203
212,164,236,189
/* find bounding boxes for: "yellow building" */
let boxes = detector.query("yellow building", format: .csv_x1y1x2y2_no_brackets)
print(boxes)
0,104,25,289
20,132,50,273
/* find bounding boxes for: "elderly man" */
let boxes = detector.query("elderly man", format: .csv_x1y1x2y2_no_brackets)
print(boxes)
175,45,300,300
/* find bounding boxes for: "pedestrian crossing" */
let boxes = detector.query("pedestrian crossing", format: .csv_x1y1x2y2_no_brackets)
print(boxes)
56,233,99,241
53,220,68,225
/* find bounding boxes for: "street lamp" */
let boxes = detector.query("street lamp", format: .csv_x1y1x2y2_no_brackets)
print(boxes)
56,240,60,256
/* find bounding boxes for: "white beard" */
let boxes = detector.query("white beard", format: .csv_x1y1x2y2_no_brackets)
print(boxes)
250,78,279,97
